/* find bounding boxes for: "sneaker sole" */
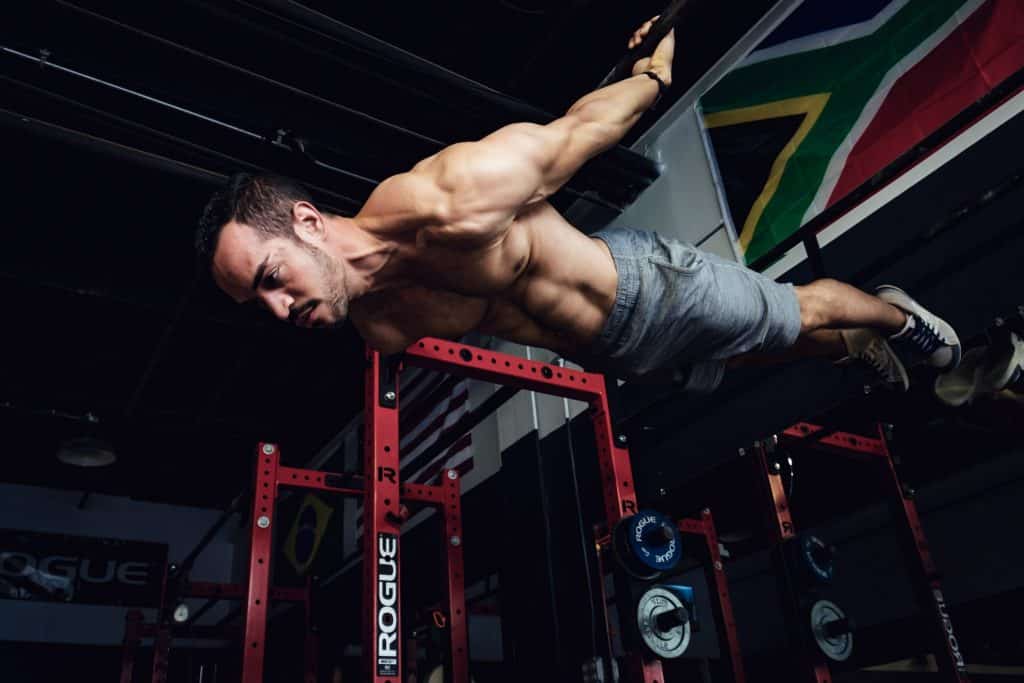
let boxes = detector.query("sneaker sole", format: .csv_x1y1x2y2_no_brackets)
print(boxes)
934,347,985,407
876,284,962,369
986,331,1024,391
934,333,1024,405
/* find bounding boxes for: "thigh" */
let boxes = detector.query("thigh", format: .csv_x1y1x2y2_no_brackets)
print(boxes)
656,255,801,360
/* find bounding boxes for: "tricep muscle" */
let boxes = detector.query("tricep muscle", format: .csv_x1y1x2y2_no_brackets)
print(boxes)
421,117,607,246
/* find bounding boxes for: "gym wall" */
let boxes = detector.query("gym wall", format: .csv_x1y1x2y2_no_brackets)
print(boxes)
0,483,237,646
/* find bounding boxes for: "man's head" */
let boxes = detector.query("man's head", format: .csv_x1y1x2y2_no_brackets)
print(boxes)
196,173,349,328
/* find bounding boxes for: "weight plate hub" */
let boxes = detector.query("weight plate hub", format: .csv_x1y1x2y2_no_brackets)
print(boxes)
810,599,853,662
172,603,190,624
636,585,692,659
613,510,682,579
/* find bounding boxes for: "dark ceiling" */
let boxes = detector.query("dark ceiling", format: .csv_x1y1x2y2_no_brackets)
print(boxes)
1,0,777,508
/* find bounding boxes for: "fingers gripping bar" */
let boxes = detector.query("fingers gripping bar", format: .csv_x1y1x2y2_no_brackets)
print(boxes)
598,0,691,88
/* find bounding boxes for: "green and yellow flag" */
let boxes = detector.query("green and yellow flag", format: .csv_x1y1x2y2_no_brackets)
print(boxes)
700,0,1024,264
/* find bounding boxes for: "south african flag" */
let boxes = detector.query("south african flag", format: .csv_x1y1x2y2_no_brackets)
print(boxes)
700,0,1024,265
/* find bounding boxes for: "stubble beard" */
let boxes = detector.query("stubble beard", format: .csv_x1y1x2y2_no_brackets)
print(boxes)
311,246,348,326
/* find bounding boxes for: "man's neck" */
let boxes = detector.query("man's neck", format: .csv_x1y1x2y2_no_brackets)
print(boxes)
325,215,396,298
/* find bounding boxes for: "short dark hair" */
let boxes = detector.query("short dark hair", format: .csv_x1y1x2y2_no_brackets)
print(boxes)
195,172,313,267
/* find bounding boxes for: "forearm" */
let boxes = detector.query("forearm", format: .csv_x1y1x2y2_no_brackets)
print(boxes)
563,70,664,152
427,49,669,217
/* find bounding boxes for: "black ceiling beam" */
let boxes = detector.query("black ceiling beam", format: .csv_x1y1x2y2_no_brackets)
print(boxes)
56,0,447,153
36,0,659,208
8,28,627,212
0,98,226,188
1,49,366,213
249,0,563,121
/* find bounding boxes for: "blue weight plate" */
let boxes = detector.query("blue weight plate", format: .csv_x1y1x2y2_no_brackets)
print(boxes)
800,535,835,583
625,511,682,573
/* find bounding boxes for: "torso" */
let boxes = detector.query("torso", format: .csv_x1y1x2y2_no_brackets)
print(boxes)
348,202,619,355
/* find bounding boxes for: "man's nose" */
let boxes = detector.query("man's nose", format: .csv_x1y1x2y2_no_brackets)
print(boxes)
262,292,294,321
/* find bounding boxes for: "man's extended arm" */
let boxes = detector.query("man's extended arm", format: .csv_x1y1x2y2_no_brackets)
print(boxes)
363,18,675,248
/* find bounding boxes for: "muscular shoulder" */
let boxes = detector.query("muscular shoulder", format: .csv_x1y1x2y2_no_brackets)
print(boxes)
355,170,451,234
425,122,565,191
358,121,573,248
416,125,568,247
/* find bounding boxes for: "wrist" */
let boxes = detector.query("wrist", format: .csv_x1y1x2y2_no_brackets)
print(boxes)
640,70,668,108
645,62,672,87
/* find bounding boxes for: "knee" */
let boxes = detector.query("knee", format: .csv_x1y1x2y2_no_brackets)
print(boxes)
795,278,842,332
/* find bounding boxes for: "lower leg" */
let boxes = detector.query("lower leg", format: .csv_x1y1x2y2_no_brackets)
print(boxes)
795,279,906,334
727,329,846,369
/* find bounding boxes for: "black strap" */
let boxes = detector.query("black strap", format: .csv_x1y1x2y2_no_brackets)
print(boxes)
642,70,668,107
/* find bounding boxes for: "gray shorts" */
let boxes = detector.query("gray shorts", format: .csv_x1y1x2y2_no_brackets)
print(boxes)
576,228,802,393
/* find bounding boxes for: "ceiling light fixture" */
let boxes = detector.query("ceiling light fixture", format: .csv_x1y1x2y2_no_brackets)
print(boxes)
56,437,117,468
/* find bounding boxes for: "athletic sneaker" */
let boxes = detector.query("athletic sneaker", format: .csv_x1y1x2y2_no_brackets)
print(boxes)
1008,335,1024,393
839,328,910,391
876,285,962,370
934,330,1024,406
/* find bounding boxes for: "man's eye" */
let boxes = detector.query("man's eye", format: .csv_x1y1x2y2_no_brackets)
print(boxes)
264,268,281,288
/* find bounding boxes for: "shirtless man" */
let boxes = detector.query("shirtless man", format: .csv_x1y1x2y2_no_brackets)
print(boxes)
197,19,960,393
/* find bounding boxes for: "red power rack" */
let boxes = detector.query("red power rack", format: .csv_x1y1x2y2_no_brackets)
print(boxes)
245,460,466,677
241,345,474,683
397,338,744,682
138,338,745,682
402,338,662,681
753,421,971,683
678,510,746,683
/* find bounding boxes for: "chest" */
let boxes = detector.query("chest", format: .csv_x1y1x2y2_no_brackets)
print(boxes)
414,222,532,296
350,286,489,354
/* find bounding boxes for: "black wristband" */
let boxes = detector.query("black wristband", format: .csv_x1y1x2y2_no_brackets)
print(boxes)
642,70,668,107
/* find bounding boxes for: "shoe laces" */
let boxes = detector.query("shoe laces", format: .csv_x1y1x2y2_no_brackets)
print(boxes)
860,338,892,377
904,314,943,355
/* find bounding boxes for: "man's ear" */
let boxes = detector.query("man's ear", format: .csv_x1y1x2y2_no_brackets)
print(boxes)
291,201,325,245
